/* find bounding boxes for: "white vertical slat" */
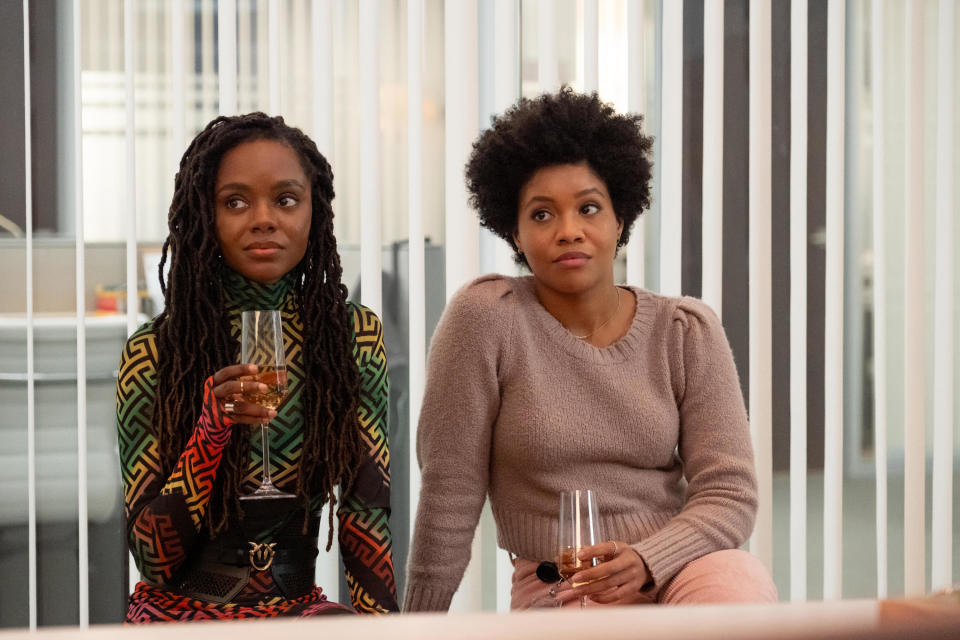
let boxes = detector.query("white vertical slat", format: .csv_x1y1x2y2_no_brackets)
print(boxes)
491,0,519,609
582,0,598,93
237,2,251,109
789,0,808,603
312,0,332,155
72,0,89,627
123,0,141,592
359,0,382,316
407,0,425,561
218,0,237,115
444,0,479,301
202,0,216,116
171,0,185,178
823,0,845,601
258,0,271,108
141,0,186,594
22,0,37,629
903,0,926,599
493,0,519,277
930,0,954,594
269,0,281,115
310,0,338,601
747,0,773,574
291,1,309,113
444,0,481,611
701,0,723,316
143,0,160,237
659,0,682,296
625,0,645,287
538,0,558,92
493,0,519,113
870,0,888,600
124,0,138,338
108,1,122,71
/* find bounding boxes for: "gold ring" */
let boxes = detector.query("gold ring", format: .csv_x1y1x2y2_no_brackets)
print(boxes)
611,541,618,557
240,379,245,394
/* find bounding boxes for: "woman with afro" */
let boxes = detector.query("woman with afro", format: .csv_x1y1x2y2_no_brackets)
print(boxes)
405,88,775,610
116,113,397,621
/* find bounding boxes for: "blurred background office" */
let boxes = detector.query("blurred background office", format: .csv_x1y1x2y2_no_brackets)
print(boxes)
0,0,957,630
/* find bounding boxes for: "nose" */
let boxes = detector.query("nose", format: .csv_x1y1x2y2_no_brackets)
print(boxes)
556,211,584,243
250,199,277,232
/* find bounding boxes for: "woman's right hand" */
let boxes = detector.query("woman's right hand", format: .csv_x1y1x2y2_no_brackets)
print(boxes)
211,364,277,425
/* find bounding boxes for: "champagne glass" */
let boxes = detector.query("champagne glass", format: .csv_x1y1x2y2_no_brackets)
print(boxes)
557,489,602,608
239,309,293,500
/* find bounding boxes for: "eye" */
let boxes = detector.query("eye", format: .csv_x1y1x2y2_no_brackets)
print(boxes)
224,196,247,210
580,202,600,215
277,194,299,207
531,209,552,222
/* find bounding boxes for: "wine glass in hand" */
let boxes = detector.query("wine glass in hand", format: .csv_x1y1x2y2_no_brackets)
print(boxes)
239,310,292,500
557,489,602,608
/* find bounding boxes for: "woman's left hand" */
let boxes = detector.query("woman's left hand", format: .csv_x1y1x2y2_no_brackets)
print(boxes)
555,540,653,606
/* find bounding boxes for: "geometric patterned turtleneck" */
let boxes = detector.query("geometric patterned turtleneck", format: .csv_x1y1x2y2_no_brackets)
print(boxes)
116,268,397,621
222,267,295,311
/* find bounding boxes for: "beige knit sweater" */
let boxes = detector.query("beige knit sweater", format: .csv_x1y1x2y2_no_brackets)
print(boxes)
403,275,757,612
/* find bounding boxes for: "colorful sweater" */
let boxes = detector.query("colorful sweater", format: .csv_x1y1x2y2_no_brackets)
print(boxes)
117,270,397,617
404,275,757,611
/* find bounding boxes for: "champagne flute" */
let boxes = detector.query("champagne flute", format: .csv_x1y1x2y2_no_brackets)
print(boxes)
238,309,293,500
557,489,602,608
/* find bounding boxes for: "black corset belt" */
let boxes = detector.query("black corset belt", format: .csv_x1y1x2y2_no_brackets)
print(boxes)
172,507,322,604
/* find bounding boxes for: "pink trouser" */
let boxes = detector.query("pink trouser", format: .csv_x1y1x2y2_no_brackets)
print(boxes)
510,549,778,610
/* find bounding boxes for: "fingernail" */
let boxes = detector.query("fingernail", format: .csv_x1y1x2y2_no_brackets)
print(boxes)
268,410,277,418
258,383,268,392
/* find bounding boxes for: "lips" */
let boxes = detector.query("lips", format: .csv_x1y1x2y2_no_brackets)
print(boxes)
553,251,590,267
244,241,282,258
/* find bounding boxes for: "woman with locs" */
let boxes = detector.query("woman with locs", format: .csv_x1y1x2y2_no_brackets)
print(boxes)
117,113,397,621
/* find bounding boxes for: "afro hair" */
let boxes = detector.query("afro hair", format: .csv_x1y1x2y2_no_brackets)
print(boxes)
465,86,654,265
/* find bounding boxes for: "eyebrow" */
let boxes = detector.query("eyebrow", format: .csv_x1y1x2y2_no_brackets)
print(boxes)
522,187,607,208
216,179,307,195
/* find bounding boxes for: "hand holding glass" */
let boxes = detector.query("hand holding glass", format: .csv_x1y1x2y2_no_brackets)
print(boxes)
239,310,292,500
557,489,602,608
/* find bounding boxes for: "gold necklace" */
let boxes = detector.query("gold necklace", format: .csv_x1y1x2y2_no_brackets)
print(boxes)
570,287,621,340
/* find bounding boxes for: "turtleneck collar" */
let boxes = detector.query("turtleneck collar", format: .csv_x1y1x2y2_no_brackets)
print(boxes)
222,267,297,311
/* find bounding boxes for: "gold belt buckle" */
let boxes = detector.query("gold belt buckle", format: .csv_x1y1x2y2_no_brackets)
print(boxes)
248,542,277,571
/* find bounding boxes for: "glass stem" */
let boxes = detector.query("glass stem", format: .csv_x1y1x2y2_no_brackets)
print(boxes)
260,425,274,488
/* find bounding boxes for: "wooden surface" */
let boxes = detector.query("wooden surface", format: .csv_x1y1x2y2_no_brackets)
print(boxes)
2,598,959,640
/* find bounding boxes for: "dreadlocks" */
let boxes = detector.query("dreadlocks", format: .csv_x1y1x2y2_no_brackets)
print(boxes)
152,112,365,545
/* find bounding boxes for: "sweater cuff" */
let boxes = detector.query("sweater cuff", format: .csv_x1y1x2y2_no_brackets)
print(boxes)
403,583,455,612
196,375,236,449
630,521,710,590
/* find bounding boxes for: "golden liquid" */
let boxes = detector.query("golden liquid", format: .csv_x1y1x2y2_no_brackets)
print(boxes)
239,367,289,410
558,547,602,586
